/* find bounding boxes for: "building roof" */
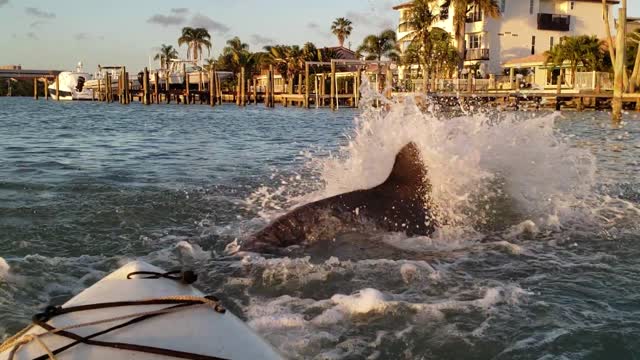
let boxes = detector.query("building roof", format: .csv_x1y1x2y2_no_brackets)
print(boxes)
327,46,358,60
502,54,547,67
393,0,618,10
392,1,412,10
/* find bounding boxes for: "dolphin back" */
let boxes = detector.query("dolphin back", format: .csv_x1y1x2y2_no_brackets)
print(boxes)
242,142,436,252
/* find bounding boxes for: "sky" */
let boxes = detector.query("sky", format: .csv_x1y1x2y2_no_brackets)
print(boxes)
0,0,639,72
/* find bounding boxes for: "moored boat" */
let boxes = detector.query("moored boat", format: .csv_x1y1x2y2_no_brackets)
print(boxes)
48,62,94,101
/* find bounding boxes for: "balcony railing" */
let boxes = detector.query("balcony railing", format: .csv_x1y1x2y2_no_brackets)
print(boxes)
465,48,490,61
537,13,570,31
398,23,414,33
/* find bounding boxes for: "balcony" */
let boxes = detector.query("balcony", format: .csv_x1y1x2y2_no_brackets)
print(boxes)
537,13,570,31
398,23,414,33
465,48,490,61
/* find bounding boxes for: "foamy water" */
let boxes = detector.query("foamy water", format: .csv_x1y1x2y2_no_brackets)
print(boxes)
1,97,639,359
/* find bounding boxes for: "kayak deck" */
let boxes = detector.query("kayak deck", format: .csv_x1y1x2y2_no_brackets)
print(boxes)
0,261,281,360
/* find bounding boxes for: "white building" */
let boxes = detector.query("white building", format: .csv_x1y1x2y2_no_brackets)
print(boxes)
394,0,619,83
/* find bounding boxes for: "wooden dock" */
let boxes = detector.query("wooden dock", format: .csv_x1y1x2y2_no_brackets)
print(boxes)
22,61,640,112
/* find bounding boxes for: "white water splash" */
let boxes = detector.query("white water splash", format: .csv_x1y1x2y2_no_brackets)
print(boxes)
249,83,606,245
0,257,10,280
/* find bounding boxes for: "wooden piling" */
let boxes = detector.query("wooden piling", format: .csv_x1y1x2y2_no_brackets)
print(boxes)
117,69,123,104
55,75,60,101
124,71,130,104
321,73,326,106
265,69,271,107
209,69,215,107
184,64,190,105
97,77,102,101
154,72,159,104
143,67,149,105
330,61,336,110
105,74,109,102
216,72,222,105
509,68,515,90
121,68,126,104
556,68,563,95
304,63,310,108
240,67,246,106
33,78,38,100
268,65,275,107
236,74,241,106
247,79,251,105
44,78,49,100
253,78,257,105
354,70,361,107
198,71,203,92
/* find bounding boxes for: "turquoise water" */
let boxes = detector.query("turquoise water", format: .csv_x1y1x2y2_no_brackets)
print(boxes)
1,97,639,359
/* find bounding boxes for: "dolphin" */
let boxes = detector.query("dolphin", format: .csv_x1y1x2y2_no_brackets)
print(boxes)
242,142,438,252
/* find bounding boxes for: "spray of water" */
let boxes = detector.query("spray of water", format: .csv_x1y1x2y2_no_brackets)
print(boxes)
246,80,635,248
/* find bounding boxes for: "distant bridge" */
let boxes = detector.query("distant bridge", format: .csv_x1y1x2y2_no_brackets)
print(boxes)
0,69,62,79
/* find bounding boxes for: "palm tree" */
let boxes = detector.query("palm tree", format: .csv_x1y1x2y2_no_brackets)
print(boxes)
178,27,212,63
203,58,216,72
627,30,640,92
331,17,353,47
398,0,440,90
441,0,500,72
428,27,459,80
357,29,399,61
223,37,251,74
544,35,603,87
154,44,179,69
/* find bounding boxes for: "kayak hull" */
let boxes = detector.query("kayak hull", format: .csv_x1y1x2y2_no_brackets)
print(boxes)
0,261,281,360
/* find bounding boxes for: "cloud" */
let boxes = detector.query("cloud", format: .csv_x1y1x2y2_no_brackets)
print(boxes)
25,7,55,19
250,34,275,46
346,10,372,26
26,32,38,40
29,20,44,28
171,8,188,14
190,14,229,34
345,10,395,30
147,13,186,27
147,10,229,34
377,18,395,30
307,21,331,40
0,0,8,7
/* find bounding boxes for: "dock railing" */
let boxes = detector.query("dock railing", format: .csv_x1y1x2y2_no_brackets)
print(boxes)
574,72,613,91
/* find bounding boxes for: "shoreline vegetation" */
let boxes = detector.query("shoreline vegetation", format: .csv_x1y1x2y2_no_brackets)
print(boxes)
4,1,640,117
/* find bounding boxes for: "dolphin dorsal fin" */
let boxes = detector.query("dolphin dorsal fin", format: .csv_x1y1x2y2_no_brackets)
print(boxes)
383,142,428,189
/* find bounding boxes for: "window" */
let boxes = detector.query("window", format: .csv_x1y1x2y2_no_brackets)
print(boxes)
550,36,554,49
440,6,449,20
467,3,483,22
529,0,534,14
469,33,482,49
500,0,506,13
531,36,536,55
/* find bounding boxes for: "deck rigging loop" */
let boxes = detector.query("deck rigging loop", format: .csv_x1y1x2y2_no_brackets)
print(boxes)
126,269,198,284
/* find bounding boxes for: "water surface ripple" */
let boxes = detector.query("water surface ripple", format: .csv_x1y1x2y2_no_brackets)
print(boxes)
0,98,639,359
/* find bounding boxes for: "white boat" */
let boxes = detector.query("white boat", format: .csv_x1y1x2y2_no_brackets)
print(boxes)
0,260,282,360
48,62,94,101
149,60,233,89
